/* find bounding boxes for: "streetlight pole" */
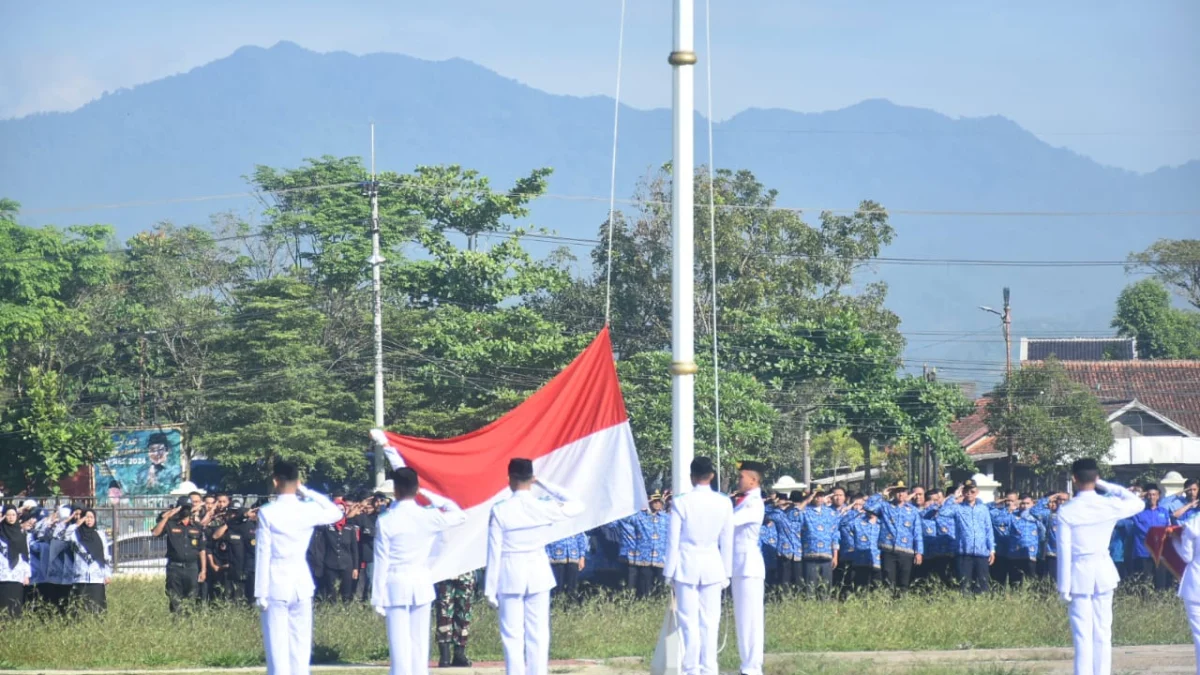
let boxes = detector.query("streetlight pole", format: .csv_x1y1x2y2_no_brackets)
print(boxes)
668,0,696,497
980,287,1013,487
369,124,386,489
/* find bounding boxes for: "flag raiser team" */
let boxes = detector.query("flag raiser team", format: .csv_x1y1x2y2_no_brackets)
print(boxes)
244,454,1200,675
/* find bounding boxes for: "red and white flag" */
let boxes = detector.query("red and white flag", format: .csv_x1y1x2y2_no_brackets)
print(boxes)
370,327,647,583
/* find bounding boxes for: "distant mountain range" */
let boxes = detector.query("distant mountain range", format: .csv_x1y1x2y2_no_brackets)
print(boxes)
3,41,1197,385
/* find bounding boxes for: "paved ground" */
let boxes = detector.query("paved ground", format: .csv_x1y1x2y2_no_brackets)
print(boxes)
4,645,1194,675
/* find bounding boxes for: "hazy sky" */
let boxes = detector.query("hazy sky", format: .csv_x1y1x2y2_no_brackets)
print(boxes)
2,0,1196,172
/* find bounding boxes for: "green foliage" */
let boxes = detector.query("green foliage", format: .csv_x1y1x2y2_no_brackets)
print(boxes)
619,351,779,487
809,428,865,476
985,358,1114,478
1112,279,1200,359
896,374,977,471
1127,238,1200,309
0,367,111,493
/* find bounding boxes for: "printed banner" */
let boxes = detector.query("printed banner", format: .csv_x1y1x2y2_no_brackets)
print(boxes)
95,428,184,501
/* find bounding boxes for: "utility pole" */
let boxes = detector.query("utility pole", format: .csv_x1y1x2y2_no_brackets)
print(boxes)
980,287,1013,488
369,124,386,489
138,333,147,425
801,426,812,486
668,0,696,497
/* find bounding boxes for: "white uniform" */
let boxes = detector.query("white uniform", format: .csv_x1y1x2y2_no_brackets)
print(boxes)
485,483,585,675
254,487,344,675
731,488,765,675
372,491,467,675
663,484,734,675
1174,516,1200,671
1056,480,1143,675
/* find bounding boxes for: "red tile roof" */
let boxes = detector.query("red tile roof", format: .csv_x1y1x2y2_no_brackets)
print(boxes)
950,397,990,447
1057,360,1200,436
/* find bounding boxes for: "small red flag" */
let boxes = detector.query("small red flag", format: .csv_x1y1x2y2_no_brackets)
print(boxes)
1146,525,1186,580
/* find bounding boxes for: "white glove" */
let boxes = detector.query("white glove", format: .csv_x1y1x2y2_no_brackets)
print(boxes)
720,578,731,590
256,597,269,611
373,605,387,617
486,595,499,609
1059,592,1072,605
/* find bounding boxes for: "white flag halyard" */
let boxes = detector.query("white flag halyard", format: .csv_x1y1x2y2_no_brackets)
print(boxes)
370,327,647,583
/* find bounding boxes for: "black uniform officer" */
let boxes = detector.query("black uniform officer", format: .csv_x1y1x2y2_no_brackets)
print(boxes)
211,507,254,603
318,505,359,603
354,495,379,601
151,496,207,613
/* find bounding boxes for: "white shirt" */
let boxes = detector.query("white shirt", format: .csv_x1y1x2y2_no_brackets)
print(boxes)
731,488,765,579
372,491,467,608
254,487,344,602
663,484,734,585
1176,516,1200,604
1056,480,1144,595
484,482,584,602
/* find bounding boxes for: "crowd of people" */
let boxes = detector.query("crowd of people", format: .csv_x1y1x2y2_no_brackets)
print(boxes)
1,464,1198,675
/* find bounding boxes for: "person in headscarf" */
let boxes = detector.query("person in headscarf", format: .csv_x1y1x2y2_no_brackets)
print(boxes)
0,505,31,618
60,508,112,613
42,505,77,614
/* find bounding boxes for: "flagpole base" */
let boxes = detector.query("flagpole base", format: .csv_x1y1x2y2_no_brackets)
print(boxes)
651,589,683,675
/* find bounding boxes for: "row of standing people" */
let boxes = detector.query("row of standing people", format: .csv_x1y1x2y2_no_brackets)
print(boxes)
0,503,112,618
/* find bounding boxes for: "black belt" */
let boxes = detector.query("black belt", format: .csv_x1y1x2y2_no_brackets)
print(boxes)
168,560,199,568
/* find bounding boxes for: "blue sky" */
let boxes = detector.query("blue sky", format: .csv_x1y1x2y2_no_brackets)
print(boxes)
2,0,1196,172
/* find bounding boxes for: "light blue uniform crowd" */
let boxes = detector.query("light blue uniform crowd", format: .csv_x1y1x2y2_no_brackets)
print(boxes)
0,503,113,618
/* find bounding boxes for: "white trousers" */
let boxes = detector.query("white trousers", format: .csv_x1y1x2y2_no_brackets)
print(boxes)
1185,601,1200,674
1067,591,1113,675
674,581,723,675
385,603,432,675
731,576,764,675
262,597,313,675
498,591,551,675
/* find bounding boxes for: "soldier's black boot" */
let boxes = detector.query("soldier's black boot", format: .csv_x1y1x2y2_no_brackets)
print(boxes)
451,645,472,667
437,643,452,668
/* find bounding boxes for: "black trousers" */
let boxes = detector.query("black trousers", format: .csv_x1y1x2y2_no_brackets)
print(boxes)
321,567,356,602
37,583,70,615
636,565,661,598
625,561,638,590
1037,555,1056,579
0,582,23,619
801,560,833,598
956,555,991,595
853,565,881,590
166,561,200,613
925,556,954,587
551,562,580,597
1135,557,1173,590
881,550,915,591
833,560,854,597
72,583,106,614
1004,558,1033,586
776,558,803,590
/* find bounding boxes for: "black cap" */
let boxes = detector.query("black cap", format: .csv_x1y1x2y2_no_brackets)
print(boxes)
175,496,191,508
789,490,805,502
690,456,715,477
962,479,978,489
738,460,767,475
508,458,535,481
1071,458,1099,473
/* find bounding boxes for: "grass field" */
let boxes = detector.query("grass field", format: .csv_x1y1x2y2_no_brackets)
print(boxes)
0,578,1188,670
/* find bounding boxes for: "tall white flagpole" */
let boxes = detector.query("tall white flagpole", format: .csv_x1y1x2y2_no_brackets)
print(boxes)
669,0,697,498
654,3,694,673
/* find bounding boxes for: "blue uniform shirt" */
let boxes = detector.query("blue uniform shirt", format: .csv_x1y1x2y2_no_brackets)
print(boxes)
633,510,669,567
936,497,995,558
607,514,639,564
848,513,881,568
990,505,1015,558
760,521,778,573
837,509,858,559
798,505,840,560
1030,499,1060,558
1130,506,1171,559
1005,511,1044,561
865,494,924,555
921,503,957,558
766,504,804,561
1109,519,1131,563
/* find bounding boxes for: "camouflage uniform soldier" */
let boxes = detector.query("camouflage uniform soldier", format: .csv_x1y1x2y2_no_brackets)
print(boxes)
434,571,476,667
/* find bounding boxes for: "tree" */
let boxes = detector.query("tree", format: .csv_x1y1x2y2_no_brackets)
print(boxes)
619,351,778,490
895,374,977,476
985,358,1113,479
1112,279,1200,359
1127,239,1200,309
0,367,111,494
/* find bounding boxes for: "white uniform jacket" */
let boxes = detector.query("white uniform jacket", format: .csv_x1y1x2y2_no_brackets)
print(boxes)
484,483,584,602
371,491,467,609
1056,480,1144,596
663,484,734,585
254,487,344,602
731,488,765,579
1177,516,1200,603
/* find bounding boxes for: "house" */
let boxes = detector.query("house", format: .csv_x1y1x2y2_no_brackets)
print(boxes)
951,359,1200,488
1020,336,1137,362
